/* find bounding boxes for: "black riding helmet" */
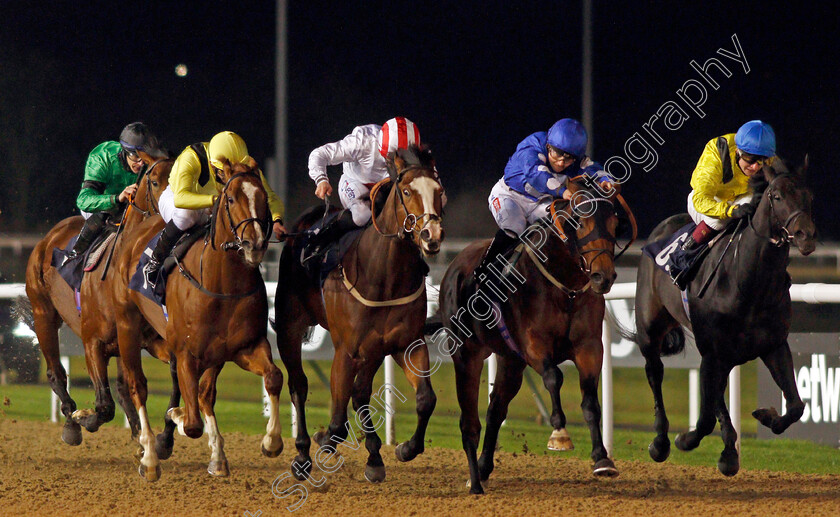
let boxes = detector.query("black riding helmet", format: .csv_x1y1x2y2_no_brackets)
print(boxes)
118,122,159,170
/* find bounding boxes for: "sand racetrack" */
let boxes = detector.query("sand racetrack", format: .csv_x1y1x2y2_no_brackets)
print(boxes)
1,419,838,516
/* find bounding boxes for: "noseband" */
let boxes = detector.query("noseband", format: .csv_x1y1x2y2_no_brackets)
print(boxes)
215,171,271,252
750,173,807,247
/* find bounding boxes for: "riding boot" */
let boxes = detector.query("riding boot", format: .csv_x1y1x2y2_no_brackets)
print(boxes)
474,229,519,285
303,210,360,264
142,220,186,289
682,221,719,250
65,212,108,263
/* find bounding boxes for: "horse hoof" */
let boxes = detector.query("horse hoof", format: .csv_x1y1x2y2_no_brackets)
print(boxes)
718,450,740,477
674,433,694,452
312,430,328,447
72,409,101,433
547,429,574,451
261,443,283,458
292,457,312,481
364,464,386,483
61,421,83,446
465,479,485,495
752,407,780,432
648,435,671,462
394,442,419,463
167,407,188,437
208,459,230,477
155,432,175,460
138,463,162,482
592,458,619,477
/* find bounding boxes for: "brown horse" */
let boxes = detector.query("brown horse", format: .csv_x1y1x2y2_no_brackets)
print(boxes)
273,146,444,483
112,157,282,481
23,151,172,446
438,178,625,494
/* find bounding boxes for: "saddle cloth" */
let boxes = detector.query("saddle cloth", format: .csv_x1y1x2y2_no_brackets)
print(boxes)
128,225,208,305
51,228,118,290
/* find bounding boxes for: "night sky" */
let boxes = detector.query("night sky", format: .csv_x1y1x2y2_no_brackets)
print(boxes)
2,1,838,241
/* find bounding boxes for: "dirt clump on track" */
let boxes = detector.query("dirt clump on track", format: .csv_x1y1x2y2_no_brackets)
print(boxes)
1,419,838,516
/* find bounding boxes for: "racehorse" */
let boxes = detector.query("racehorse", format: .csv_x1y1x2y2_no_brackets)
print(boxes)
22,151,172,446
273,145,444,483
438,177,626,494
631,161,815,476
112,157,282,481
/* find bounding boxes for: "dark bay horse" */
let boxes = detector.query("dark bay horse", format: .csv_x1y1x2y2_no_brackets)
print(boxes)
23,151,172,446
632,162,816,476
438,178,624,494
273,146,444,483
112,158,282,481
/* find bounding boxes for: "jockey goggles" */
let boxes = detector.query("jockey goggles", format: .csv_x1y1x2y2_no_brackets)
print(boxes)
547,144,577,161
738,151,770,166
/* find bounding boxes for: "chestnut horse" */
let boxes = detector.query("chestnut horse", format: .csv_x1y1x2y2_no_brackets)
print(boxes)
438,178,625,494
273,146,444,483
631,162,816,476
113,158,282,481
23,151,172,446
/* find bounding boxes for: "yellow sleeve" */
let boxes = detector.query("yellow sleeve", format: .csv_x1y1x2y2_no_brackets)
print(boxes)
258,169,285,222
689,139,734,219
171,146,216,210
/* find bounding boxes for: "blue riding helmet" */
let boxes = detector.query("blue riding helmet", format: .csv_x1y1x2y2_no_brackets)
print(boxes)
119,121,158,155
735,120,776,157
547,118,588,158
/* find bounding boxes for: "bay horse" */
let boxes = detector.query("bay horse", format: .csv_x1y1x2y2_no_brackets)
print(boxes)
438,177,625,494
273,145,444,483
112,157,282,481
23,150,172,446
632,161,816,476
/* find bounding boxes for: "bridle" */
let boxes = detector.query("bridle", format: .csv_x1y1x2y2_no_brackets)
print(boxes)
212,171,271,253
129,158,172,217
749,172,807,247
370,165,443,242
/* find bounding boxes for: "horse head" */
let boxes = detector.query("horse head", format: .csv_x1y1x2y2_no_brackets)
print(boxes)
755,158,816,256
385,145,445,256
135,151,173,216
213,157,271,266
553,177,620,294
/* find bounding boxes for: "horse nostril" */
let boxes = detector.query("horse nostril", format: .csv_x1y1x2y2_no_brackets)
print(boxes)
591,272,603,283
427,240,440,251
420,229,431,242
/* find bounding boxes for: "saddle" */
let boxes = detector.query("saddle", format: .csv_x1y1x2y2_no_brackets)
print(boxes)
51,224,119,290
128,224,209,305
298,214,366,287
642,221,734,289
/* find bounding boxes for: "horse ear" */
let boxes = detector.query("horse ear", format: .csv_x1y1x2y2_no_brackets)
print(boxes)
214,158,232,184
801,154,810,177
244,157,258,171
385,152,399,182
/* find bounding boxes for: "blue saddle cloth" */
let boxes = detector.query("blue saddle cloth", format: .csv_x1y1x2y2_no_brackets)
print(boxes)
641,222,697,278
128,233,167,305
298,212,365,287
51,236,85,290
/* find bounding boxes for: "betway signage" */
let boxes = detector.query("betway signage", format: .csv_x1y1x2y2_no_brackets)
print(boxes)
757,333,840,447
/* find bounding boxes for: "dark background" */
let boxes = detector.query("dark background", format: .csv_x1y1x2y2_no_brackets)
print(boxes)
1,1,837,241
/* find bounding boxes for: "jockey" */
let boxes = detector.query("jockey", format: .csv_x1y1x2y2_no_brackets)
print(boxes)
142,131,286,288
669,120,778,288
303,117,423,261
65,122,160,262
477,118,613,280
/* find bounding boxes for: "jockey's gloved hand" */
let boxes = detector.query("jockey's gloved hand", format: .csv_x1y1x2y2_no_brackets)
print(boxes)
730,203,757,219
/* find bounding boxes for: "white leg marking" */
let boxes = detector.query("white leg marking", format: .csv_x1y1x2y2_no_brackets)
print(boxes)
204,413,229,476
138,406,160,479
262,393,283,453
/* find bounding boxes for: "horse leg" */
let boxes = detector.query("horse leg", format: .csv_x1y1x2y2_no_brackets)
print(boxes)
675,357,721,452
478,354,524,482
454,346,486,494
391,345,437,463
116,314,160,481
233,339,285,457
313,351,354,448
753,343,806,434
540,361,573,451
641,346,670,462
115,361,141,439
276,330,312,480
351,357,386,483
713,372,740,476
31,297,81,445
575,344,619,477
198,365,229,476
155,354,180,460
170,350,203,439
72,339,115,432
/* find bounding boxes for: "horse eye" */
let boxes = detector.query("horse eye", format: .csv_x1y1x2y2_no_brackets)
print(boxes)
403,189,411,197
151,181,159,188
227,196,234,204
773,194,782,201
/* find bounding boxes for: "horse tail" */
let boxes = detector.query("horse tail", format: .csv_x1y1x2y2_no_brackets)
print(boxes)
12,296,34,331
606,309,686,356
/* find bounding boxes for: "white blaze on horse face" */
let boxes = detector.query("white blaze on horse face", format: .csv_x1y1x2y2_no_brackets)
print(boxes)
241,182,265,244
411,177,440,217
